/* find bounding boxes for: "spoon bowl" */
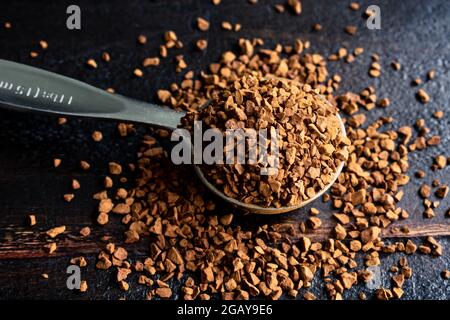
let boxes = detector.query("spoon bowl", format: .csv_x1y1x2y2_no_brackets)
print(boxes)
193,113,346,214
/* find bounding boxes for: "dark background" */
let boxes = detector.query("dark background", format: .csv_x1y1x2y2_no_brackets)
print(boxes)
0,0,449,300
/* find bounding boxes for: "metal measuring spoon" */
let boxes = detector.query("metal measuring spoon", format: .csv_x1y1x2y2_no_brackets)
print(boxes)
0,59,346,214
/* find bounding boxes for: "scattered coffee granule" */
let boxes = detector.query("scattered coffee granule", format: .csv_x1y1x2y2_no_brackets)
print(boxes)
432,179,440,187
102,52,111,62
80,160,91,171
137,34,147,45
416,89,430,103
391,61,401,71
427,135,441,146
4,22,12,29
377,97,390,108
91,131,103,142
29,215,36,226
433,110,443,119
221,21,233,30
419,184,431,198
30,51,38,58
104,176,113,189
58,117,67,125
46,242,57,254
287,0,302,15
86,59,98,69
46,226,66,238
134,68,143,78
72,179,81,190
196,39,208,51
354,47,364,56
312,23,322,32
160,45,168,58
53,158,61,168
412,77,422,86
442,270,450,280
79,280,88,292
143,57,160,67
212,0,221,4
79,226,91,237
197,17,210,31
349,2,360,10
156,287,172,298
308,217,322,229
345,25,357,35
41,273,49,279
39,40,48,50
303,292,316,300
435,185,449,199
415,170,426,178
109,162,122,175
119,280,129,291
274,4,285,13
434,155,447,169
97,212,109,225
427,69,436,80
64,193,75,202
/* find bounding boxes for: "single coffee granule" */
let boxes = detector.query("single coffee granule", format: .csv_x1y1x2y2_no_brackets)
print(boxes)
102,52,111,62
137,34,147,45
197,17,210,31
46,226,66,238
38,40,48,50
196,39,208,50
221,21,233,30
134,68,144,77
72,179,81,190
345,25,357,35
86,59,98,69
53,158,61,168
416,89,430,103
349,2,360,10
64,193,75,202
274,4,285,13
79,226,91,237
287,0,302,15
143,57,160,67
91,131,103,142
79,280,88,292
312,23,322,31
80,160,91,170
29,215,36,226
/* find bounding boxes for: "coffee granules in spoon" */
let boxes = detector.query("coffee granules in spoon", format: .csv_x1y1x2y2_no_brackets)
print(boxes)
182,75,349,207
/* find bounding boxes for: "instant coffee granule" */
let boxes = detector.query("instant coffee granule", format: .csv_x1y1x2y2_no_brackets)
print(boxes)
79,35,446,300
181,75,348,207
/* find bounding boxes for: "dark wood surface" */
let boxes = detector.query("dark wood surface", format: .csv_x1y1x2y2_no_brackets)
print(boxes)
0,0,449,300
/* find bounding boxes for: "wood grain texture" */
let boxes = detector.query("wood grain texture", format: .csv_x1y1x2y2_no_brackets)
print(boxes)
0,0,449,299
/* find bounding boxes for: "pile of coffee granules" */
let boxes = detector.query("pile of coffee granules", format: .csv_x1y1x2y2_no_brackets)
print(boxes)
181,75,349,207
76,34,446,300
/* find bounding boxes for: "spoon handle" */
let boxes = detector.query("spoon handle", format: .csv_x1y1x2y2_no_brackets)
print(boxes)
0,59,184,130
